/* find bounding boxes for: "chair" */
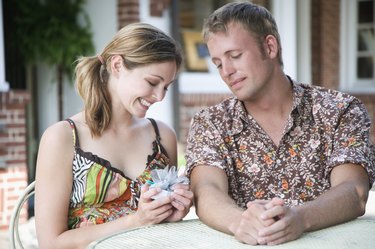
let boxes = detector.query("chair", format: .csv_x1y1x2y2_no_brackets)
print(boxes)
9,181,35,249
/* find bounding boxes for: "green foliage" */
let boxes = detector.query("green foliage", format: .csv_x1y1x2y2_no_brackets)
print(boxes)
15,0,94,79
178,150,187,169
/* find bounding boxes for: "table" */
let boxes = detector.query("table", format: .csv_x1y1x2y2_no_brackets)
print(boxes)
87,217,375,249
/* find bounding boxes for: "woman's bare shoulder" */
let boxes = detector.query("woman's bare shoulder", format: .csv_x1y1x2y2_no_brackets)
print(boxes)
39,119,76,150
152,119,176,139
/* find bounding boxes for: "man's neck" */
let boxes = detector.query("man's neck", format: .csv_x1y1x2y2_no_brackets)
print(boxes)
244,75,294,146
244,74,293,118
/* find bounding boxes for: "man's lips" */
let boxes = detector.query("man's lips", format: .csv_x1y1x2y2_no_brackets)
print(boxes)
229,77,245,88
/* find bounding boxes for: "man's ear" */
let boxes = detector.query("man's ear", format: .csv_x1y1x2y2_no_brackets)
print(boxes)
110,55,124,77
264,35,278,60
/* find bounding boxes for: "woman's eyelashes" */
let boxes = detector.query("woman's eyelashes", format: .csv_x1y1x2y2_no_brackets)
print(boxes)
147,80,169,92
147,80,157,87
230,53,241,59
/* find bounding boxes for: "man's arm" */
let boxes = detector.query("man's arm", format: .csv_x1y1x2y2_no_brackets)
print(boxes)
191,165,280,245
190,165,243,234
258,163,370,245
298,163,369,230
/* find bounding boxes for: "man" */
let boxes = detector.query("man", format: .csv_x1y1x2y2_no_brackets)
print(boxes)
185,2,375,246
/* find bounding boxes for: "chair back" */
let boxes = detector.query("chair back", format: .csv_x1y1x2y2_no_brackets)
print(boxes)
9,181,35,249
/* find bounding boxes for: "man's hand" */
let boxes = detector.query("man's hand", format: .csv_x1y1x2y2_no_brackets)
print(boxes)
228,199,281,245
257,198,305,245
228,197,306,245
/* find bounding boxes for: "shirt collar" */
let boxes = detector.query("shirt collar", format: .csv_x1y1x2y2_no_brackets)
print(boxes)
227,76,306,136
226,97,247,136
289,77,305,116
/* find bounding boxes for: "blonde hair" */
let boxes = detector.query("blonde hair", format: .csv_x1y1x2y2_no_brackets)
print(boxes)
202,2,283,67
74,23,182,137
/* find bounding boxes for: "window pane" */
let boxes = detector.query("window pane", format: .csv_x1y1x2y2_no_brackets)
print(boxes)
358,0,374,23
358,28,375,51
357,57,373,78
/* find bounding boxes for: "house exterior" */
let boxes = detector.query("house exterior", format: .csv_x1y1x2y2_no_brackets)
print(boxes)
0,0,374,229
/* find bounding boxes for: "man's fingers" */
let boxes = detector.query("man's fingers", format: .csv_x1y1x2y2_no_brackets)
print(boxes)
261,204,285,221
246,199,269,208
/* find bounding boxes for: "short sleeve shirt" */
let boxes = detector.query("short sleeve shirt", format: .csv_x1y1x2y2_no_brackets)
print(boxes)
185,81,375,208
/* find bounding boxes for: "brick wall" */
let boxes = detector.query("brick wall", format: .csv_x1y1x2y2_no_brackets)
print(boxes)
0,90,30,230
178,93,233,144
117,0,140,29
117,0,172,29
311,0,340,89
150,0,170,17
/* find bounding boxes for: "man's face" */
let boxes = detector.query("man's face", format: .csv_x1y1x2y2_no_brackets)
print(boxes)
207,22,275,102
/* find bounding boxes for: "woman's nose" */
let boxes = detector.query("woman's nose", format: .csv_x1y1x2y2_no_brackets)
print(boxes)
152,89,165,102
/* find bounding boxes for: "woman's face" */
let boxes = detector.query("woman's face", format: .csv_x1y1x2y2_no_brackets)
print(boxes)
110,58,177,118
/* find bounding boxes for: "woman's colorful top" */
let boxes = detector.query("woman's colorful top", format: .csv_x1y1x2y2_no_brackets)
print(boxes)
66,118,170,229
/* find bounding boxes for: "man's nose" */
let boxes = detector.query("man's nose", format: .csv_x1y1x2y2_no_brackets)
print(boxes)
221,61,235,78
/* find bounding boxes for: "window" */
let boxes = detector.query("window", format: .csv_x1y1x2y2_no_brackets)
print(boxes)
3,0,26,90
357,0,374,79
341,0,375,92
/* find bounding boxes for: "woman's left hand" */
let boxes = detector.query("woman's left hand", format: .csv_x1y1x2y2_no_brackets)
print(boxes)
164,183,194,222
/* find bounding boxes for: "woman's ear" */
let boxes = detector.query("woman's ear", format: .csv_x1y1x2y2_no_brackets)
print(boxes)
110,55,124,77
264,35,278,60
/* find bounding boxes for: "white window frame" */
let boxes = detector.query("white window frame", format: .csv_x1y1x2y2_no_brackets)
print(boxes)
340,0,375,93
0,0,9,92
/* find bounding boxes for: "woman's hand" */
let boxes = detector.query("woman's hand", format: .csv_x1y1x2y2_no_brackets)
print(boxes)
164,183,194,222
134,184,174,226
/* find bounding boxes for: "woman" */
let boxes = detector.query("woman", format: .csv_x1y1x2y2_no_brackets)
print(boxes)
35,23,193,249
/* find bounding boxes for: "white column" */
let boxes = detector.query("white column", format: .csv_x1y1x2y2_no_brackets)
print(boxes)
140,0,174,128
0,0,9,92
297,0,311,84
272,0,297,79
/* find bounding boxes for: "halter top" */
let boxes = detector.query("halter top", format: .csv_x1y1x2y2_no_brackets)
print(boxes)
66,118,171,229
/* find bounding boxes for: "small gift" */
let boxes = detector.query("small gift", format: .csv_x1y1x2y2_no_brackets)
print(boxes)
147,166,189,200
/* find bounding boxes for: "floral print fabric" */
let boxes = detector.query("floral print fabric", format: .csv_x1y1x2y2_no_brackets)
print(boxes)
66,119,170,229
186,80,375,208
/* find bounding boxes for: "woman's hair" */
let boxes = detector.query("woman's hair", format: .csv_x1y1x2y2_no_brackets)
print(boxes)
74,23,183,137
202,2,283,67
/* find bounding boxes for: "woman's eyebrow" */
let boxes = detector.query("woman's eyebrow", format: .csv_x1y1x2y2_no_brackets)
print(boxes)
149,74,165,81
